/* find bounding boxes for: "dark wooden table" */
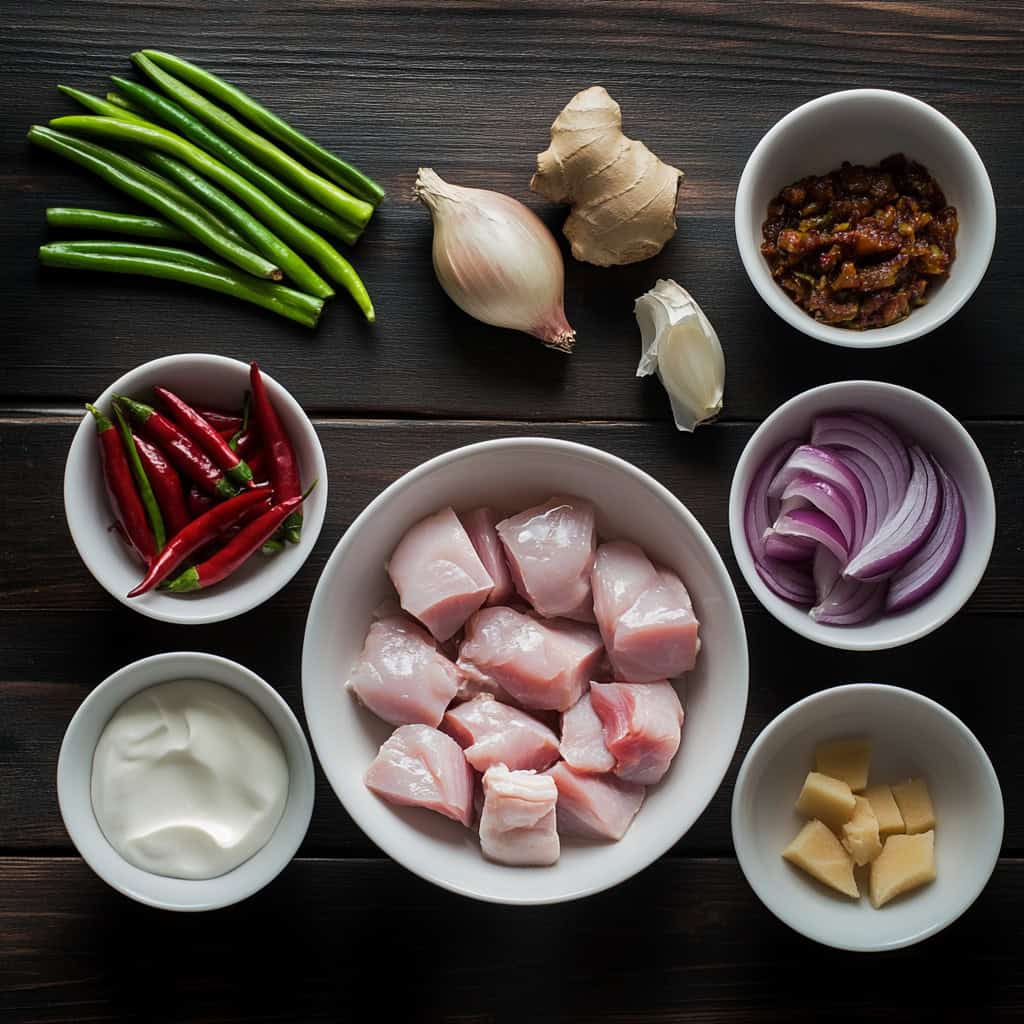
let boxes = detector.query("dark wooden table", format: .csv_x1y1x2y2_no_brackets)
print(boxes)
3,2,1022,1020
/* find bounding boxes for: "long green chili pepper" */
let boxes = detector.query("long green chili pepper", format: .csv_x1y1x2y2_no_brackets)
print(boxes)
109,75,360,246
106,91,147,116
112,402,166,551
141,49,385,207
29,126,278,278
46,207,189,241
41,240,323,318
132,52,375,226
49,116,374,320
38,244,323,328
141,150,334,298
57,85,152,126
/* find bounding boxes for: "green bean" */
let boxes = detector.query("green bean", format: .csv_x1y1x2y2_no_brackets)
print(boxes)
57,85,152,126
141,49,385,207
50,116,374,320
142,150,334,298
39,243,323,328
131,53,373,229
47,99,249,248
43,241,324,318
46,207,189,241
29,126,280,280
110,75,359,246
106,91,147,116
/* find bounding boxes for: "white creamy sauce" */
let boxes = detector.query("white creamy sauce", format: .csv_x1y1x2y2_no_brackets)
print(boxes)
91,679,289,880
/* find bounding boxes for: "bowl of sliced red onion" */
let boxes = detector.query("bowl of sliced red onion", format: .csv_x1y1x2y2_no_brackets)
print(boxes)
728,381,995,650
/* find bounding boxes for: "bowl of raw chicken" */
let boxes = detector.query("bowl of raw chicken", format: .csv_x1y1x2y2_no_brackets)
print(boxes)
302,437,749,903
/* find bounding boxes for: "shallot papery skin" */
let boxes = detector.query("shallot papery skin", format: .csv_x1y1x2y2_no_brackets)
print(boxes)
414,168,576,352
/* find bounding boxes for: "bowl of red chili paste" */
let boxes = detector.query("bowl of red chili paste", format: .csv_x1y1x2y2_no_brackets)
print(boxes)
735,89,995,349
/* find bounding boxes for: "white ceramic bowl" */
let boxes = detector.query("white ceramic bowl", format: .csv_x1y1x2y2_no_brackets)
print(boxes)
64,353,327,624
732,684,1003,951
728,380,995,651
735,88,996,348
302,437,749,904
57,652,316,911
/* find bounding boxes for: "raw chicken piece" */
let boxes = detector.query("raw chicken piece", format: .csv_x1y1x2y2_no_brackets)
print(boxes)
589,681,684,785
456,606,604,711
347,615,461,727
364,724,474,826
545,761,645,840
496,495,597,621
559,692,614,773
443,694,559,772
460,507,514,605
387,506,494,642
591,541,700,683
479,764,560,866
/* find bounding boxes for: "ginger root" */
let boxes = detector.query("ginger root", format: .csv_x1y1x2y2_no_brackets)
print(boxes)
531,85,684,267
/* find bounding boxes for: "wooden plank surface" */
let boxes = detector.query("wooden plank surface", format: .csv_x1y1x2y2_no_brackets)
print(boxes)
2,1,1023,1021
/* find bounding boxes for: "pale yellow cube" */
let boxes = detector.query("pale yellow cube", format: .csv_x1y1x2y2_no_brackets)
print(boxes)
891,778,936,835
795,771,856,832
815,736,872,791
862,784,906,838
841,796,883,866
783,819,859,898
869,831,937,908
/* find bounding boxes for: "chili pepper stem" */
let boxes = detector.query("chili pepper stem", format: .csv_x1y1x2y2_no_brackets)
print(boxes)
164,566,200,593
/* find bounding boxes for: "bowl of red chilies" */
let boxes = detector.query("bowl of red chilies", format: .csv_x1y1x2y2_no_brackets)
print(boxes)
65,354,327,624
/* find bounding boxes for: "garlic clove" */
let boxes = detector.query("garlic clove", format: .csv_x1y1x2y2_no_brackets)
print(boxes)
635,279,724,432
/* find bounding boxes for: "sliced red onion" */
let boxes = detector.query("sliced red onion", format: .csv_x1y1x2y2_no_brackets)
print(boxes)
812,414,910,514
764,530,815,561
744,439,800,563
839,449,881,544
810,575,887,625
886,457,965,612
780,474,857,548
813,547,841,604
772,508,849,563
755,558,815,605
845,445,940,582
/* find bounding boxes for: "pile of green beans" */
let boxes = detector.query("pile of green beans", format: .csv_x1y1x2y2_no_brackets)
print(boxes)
30,51,384,328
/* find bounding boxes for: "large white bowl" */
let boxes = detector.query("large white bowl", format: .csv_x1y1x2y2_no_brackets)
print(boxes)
57,652,316,912
732,684,1003,951
302,437,749,904
728,380,995,651
735,89,996,348
64,353,327,624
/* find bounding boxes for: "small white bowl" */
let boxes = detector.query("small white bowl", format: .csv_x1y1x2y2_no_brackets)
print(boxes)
731,683,1003,951
735,88,996,348
728,380,995,651
302,437,749,904
57,652,315,911
64,353,327,624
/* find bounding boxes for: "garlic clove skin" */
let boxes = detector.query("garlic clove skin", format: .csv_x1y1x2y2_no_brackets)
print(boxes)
635,279,724,432
414,168,576,353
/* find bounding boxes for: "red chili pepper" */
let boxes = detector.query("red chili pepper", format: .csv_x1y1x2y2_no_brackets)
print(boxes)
154,386,254,489
230,427,260,459
164,492,306,593
247,449,268,485
86,403,155,564
115,395,239,499
196,407,242,435
187,484,213,518
133,434,190,537
127,486,273,597
250,362,302,544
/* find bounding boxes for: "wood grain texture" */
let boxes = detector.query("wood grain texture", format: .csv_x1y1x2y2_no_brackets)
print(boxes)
2,857,1024,1023
2,2,1023,420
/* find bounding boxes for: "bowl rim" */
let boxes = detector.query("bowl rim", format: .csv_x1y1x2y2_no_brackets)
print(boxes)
727,379,996,651
63,352,327,625
56,650,316,911
734,87,997,349
301,435,750,904
730,682,1004,951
